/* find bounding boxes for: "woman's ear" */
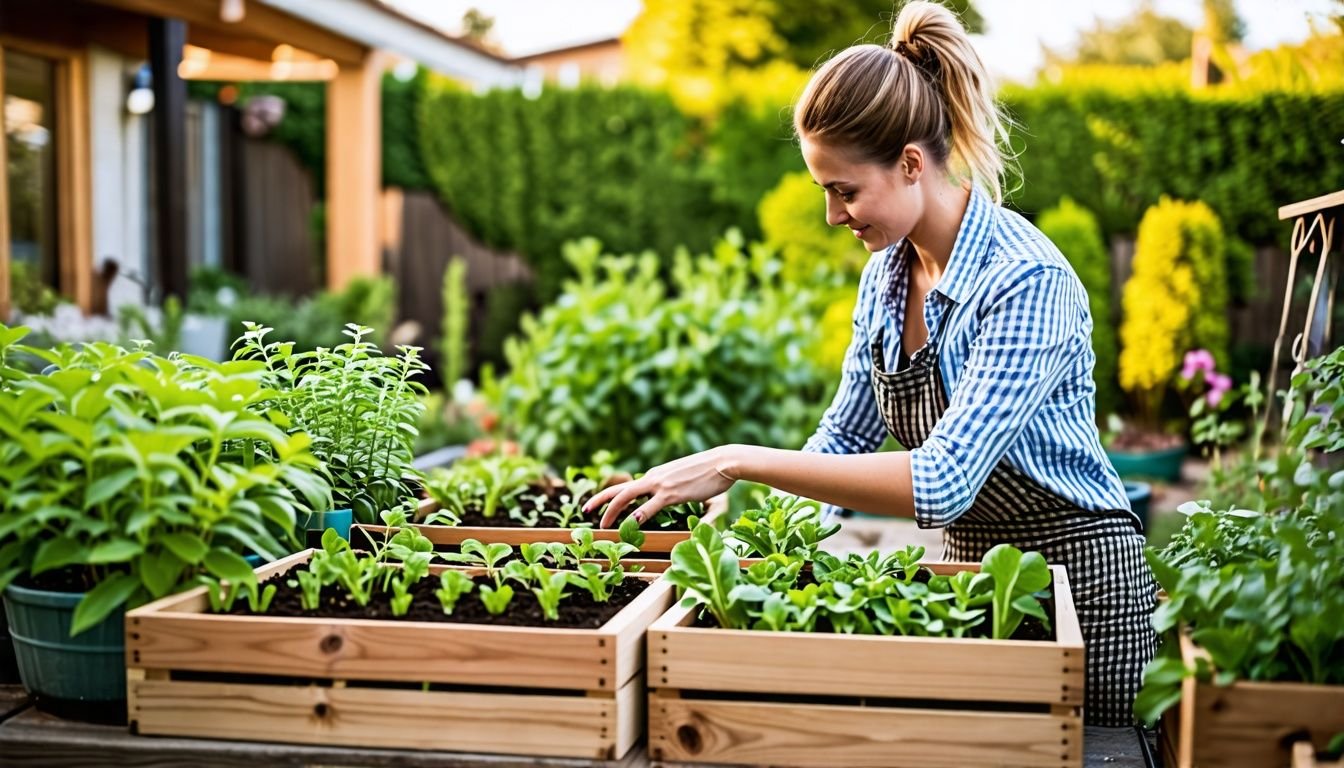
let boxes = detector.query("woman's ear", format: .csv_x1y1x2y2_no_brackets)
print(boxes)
901,144,925,182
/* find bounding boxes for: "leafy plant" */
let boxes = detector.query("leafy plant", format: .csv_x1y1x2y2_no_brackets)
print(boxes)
0,325,332,635
435,570,475,615
234,322,428,524
980,544,1053,640
422,453,547,522
726,494,840,562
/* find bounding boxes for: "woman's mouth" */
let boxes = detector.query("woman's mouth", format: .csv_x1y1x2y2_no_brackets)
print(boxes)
851,225,870,238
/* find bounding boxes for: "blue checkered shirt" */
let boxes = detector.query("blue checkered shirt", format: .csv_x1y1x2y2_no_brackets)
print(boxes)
801,188,1131,527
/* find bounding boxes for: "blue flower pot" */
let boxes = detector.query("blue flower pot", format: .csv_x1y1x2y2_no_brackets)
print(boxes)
3,583,126,724
1106,444,1187,483
301,509,352,549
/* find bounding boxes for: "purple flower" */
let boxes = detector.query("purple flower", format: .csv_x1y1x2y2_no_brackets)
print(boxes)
1206,373,1233,406
1181,349,1216,381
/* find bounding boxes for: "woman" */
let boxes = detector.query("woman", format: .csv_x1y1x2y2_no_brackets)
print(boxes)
585,1,1155,727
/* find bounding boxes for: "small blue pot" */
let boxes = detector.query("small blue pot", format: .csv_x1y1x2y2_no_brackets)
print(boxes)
300,509,352,549
1106,444,1187,483
1124,480,1153,532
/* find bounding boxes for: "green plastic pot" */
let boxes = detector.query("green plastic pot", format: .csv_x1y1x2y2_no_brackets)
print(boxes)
301,508,352,549
3,583,126,724
1106,444,1187,483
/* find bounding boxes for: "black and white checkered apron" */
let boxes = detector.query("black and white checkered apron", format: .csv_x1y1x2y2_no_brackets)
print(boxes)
869,329,1156,727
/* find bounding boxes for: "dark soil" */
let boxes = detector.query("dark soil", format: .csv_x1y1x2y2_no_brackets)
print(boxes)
13,567,106,594
1108,428,1185,452
444,481,696,531
230,572,650,629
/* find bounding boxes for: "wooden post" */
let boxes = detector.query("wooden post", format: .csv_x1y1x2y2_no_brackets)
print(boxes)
149,16,188,302
325,49,383,290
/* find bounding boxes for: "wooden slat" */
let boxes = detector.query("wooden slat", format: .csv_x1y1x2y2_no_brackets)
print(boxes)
648,565,1083,706
648,691,1080,767
1280,190,1344,220
325,49,383,289
130,676,637,759
1164,629,1344,768
128,552,663,691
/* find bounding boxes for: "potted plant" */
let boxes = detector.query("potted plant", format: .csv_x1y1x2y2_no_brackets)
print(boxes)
233,322,429,544
0,325,331,722
648,501,1084,767
125,509,673,760
1135,346,1344,768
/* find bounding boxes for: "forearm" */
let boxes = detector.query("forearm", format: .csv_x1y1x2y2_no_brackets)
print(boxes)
719,444,916,519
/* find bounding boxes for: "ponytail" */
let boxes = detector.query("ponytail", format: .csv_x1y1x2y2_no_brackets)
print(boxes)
795,1,1014,203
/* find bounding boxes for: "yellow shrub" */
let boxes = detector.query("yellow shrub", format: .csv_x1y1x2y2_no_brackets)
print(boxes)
757,170,868,286
814,289,857,380
1119,197,1228,414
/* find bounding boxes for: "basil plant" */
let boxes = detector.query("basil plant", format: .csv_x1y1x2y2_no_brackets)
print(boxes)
0,325,332,635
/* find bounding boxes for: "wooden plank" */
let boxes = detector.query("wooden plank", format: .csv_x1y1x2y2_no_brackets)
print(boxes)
81,0,367,65
0,684,30,723
129,676,635,759
647,568,1084,707
0,700,642,767
1163,630,1344,768
1280,190,1344,220
129,553,662,691
648,691,1080,767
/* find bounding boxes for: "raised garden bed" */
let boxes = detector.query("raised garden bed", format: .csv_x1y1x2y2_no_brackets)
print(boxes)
647,561,1085,768
1160,629,1344,768
125,550,674,760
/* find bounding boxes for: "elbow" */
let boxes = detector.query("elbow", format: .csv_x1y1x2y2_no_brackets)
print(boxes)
909,444,975,528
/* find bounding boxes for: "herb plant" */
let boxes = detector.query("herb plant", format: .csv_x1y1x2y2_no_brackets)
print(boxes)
0,326,332,635
234,322,429,524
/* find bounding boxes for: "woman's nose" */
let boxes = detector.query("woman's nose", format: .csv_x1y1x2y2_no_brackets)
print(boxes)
824,195,848,227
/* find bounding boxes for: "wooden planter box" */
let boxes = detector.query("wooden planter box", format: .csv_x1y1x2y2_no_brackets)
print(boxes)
354,497,721,571
647,563,1085,768
125,550,674,760
1160,629,1344,768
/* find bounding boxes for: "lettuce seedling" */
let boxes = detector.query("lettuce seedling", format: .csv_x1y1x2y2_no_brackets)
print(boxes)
981,544,1052,639
435,570,475,615
531,568,571,620
478,583,514,615
567,562,624,603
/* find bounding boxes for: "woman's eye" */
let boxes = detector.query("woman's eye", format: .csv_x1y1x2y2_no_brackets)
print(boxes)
834,189,855,203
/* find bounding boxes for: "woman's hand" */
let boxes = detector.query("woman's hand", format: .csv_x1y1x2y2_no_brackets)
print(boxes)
586,445,741,528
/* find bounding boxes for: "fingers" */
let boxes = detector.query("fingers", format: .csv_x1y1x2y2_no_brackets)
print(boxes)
591,481,647,529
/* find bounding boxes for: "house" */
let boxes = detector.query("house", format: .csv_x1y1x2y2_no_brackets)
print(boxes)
513,36,625,89
0,0,518,320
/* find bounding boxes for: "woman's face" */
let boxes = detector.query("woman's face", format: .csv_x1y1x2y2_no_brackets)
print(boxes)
800,136,921,252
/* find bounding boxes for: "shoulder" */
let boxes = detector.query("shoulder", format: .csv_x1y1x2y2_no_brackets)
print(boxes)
979,207,1086,306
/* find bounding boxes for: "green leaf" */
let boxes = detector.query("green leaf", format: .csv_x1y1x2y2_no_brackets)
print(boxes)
70,572,139,636
85,468,140,509
88,538,144,565
159,532,209,565
32,536,85,575
204,549,256,584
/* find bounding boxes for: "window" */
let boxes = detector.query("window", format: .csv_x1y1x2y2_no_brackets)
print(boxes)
4,48,59,311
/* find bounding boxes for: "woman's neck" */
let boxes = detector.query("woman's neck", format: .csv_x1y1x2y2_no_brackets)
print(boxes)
906,180,971,285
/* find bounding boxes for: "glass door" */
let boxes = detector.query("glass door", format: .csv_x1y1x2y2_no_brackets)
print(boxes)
3,47,59,317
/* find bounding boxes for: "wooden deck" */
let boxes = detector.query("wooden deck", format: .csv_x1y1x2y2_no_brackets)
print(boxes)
0,685,1153,767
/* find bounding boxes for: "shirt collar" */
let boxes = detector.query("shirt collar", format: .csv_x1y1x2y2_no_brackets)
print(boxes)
932,187,996,305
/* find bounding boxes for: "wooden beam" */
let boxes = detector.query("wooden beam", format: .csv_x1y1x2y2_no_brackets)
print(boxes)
325,50,384,290
1280,190,1344,221
81,0,366,66
178,49,337,82
150,17,188,302
54,52,94,312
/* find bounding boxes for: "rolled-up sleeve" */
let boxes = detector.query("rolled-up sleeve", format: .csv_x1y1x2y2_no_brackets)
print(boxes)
909,265,1084,528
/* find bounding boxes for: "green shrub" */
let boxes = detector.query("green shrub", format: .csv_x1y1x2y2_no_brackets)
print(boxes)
483,235,828,470
757,170,867,286
1003,86,1344,247
1119,197,1229,420
193,275,397,352
1037,198,1119,416
418,82,729,301
438,258,468,391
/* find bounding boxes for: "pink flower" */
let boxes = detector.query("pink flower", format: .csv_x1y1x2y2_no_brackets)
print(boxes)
1181,349,1216,381
1206,373,1233,406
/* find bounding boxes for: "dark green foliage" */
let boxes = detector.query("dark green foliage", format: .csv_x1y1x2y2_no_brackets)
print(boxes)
381,69,432,190
1036,198,1119,415
1004,88,1344,247
705,100,807,241
418,82,729,301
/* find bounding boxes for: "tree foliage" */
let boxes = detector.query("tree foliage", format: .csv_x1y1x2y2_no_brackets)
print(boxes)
1043,2,1192,69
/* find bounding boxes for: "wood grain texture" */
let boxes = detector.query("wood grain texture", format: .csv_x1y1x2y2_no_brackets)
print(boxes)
129,676,641,759
1162,629,1344,768
648,565,1083,707
128,553,667,691
648,691,1080,767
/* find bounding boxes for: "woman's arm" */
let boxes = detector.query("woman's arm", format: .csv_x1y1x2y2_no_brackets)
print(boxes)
589,444,915,528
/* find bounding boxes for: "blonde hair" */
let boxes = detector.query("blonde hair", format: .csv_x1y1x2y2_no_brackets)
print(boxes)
794,1,1013,203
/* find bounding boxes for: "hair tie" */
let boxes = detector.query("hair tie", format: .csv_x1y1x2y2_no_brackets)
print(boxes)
894,37,940,80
